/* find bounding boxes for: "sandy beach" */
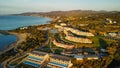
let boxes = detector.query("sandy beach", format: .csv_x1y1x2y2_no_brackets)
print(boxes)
0,32,27,54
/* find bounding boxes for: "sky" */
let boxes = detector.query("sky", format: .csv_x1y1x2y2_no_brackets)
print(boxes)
0,0,120,15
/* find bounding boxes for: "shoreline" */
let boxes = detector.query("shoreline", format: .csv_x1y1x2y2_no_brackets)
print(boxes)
0,15,53,55
0,21,52,54
0,32,27,55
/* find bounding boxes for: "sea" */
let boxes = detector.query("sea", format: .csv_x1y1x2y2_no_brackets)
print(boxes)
0,15,51,51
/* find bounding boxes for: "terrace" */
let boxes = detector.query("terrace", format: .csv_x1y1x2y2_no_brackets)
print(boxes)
63,30,92,43
53,40,75,49
65,35,92,43
55,24,94,37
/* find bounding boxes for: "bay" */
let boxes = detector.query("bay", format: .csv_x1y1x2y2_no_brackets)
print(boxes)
0,15,51,51
0,34,17,51
0,15,51,30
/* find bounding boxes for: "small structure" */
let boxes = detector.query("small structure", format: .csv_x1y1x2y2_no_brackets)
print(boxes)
108,32,117,37
60,23,67,26
58,20,62,22
74,54,99,60
105,18,112,24
105,18,117,24
61,49,74,56
74,55,84,60
20,27,28,30
86,55,99,60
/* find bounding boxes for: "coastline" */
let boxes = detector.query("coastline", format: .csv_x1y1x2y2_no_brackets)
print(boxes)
0,23,52,55
0,15,52,55
0,32,27,54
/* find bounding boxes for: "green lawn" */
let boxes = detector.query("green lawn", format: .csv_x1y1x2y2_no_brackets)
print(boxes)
90,36,101,48
90,35,116,48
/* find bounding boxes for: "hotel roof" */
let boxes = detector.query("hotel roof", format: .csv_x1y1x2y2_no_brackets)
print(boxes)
31,51,47,56
31,50,71,61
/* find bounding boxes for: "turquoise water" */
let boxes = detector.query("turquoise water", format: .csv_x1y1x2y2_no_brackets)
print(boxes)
23,60,40,67
50,61,68,67
0,15,51,51
23,60,51,68
27,56,43,61
0,15,51,30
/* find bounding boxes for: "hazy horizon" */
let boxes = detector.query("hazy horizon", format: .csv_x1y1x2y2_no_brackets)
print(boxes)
0,0,120,15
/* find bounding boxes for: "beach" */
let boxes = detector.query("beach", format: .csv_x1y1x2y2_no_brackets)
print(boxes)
0,32,27,54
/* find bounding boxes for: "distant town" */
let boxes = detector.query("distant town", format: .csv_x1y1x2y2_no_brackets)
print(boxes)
0,10,120,68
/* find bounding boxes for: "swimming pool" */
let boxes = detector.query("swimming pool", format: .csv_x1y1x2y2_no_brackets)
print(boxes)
27,56,43,61
23,60,40,67
49,61,68,68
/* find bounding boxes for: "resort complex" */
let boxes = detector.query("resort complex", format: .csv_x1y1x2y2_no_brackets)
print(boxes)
0,10,120,68
8,50,73,68
63,30,92,43
55,24,93,44
55,24,94,37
